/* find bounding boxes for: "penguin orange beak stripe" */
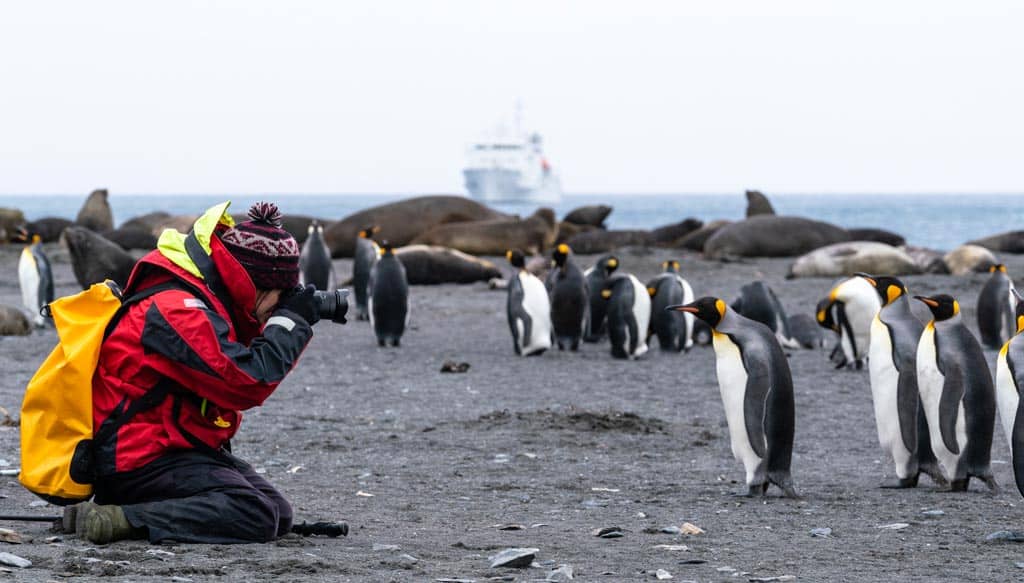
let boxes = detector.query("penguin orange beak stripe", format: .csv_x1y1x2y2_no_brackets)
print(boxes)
667,305,699,314
914,295,939,308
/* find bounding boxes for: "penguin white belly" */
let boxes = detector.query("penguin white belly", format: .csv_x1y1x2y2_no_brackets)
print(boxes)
629,275,650,358
916,325,960,478
868,316,912,477
519,273,552,355
678,276,695,349
713,332,761,485
996,345,1019,448
18,249,41,326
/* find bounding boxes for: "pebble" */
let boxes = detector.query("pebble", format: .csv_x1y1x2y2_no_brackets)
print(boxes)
145,549,176,558
435,579,476,583
489,547,539,569
809,527,832,538
547,564,574,581
876,523,910,530
581,499,607,508
592,526,624,538
921,509,945,517
655,568,673,579
1016,562,1024,569
749,576,795,582
170,578,194,583
653,544,689,551
660,526,682,535
680,523,704,535
985,530,1024,543
0,552,31,568
396,553,419,566
373,544,401,552
28,500,48,508
0,528,24,544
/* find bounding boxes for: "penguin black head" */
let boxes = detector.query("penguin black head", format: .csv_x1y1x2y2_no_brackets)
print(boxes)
856,273,907,307
668,296,726,329
990,264,1008,274
379,240,394,257
552,244,571,268
815,297,838,331
359,225,380,239
662,259,681,273
506,249,526,269
601,255,619,275
11,226,30,243
914,294,959,321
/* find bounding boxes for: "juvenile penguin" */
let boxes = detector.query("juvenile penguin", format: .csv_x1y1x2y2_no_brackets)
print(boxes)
860,274,946,487
915,294,998,491
730,281,799,349
545,244,588,351
995,289,1024,497
353,226,381,320
15,228,54,328
602,273,651,359
299,221,336,291
506,249,552,356
977,264,1016,349
646,260,695,352
369,242,410,347
670,297,798,497
583,254,619,342
822,276,881,369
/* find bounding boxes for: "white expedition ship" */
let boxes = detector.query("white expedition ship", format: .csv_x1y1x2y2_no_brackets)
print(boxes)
463,112,562,204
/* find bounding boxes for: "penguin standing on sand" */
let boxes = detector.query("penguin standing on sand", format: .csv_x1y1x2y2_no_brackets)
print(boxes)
731,281,799,349
977,264,1016,349
860,274,946,488
545,244,588,351
602,273,651,359
369,242,409,347
506,249,552,356
583,254,619,342
16,228,54,328
353,226,381,321
915,294,998,491
821,276,881,369
995,289,1024,497
670,297,798,497
646,260,695,352
299,221,336,291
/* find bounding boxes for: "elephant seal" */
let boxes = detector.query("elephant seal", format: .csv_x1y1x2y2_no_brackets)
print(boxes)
745,190,776,216
410,208,557,255
23,217,73,242
704,215,850,260
101,227,159,251
394,245,502,284
75,189,114,232
120,211,173,233
944,244,998,276
968,230,1024,254
650,217,703,246
675,219,731,251
325,195,507,257
903,246,950,274
846,227,906,247
0,305,31,336
555,221,599,244
0,208,26,242
63,226,137,289
563,205,612,228
566,229,651,254
786,241,921,279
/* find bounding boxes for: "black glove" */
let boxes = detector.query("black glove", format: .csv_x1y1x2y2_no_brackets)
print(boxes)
277,284,320,326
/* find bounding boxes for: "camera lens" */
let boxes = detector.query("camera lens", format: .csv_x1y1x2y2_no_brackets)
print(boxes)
313,289,350,324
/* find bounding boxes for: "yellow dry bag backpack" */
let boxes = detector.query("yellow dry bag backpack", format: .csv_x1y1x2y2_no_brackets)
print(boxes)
19,280,178,505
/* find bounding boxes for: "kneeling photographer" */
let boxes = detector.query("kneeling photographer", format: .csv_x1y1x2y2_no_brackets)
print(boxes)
65,201,345,545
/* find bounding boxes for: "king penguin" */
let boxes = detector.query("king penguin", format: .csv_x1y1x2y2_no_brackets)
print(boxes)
977,264,1016,349
860,274,946,488
646,260,695,352
353,226,381,321
299,221,336,291
16,228,54,328
601,272,651,359
995,288,1024,497
506,249,552,356
545,244,588,351
670,297,798,497
915,294,998,492
822,276,881,369
369,241,409,347
583,254,619,342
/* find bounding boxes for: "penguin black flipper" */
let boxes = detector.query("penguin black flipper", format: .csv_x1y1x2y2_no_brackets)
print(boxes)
938,364,965,455
766,285,794,341
507,279,532,355
33,245,55,307
738,347,769,459
1014,396,1024,497
895,367,919,454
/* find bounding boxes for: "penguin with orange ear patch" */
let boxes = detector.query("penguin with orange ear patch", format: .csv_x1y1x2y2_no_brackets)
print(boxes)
995,289,1024,497
646,259,695,352
546,244,588,350
353,225,381,321
669,297,798,497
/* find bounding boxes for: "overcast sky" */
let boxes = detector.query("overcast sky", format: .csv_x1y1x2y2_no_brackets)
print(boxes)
0,1,1021,195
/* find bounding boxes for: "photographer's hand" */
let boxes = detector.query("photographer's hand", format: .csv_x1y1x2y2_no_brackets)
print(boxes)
277,284,321,326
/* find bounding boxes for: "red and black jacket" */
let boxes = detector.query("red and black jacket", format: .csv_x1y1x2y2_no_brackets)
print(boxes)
92,231,313,475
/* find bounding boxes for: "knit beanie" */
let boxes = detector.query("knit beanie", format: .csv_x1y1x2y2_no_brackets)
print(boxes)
220,202,301,290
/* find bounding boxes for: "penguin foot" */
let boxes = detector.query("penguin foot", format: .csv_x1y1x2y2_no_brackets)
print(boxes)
377,339,386,347
880,476,919,489
390,339,400,347
948,478,969,492
918,464,949,487
780,484,800,499
980,475,1001,494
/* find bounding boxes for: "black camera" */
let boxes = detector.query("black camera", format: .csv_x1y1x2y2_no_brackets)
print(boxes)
313,289,350,324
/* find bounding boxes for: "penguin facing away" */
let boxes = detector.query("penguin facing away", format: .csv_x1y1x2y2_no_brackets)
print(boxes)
546,244,588,351
506,249,552,356
16,229,54,328
859,274,946,488
601,273,651,359
583,254,619,342
977,264,1016,349
730,281,799,349
646,260,695,352
670,297,798,497
298,221,336,291
353,226,381,321
823,276,881,370
915,294,998,492
368,241,409,347
994,288,1024,497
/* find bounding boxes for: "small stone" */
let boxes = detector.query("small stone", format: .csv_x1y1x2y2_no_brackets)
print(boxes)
581,499,607,508
1015,562,1024,569
494,524,524,531
636,511,648,518
435,579,476,583
0,529,23,544
655,568,673,579
170,578,194,583
547,564,574,581
145,549,175,558
680,523,704,535
356,490,374,497
44,536,61,544
660,526,681,535
0,552,31,568
876,523,910,530
440,360,471,373
28,500,48,508
653,544,689,551
749,576,796,582
396,553,418,565
717,566,736,572
489,547,539,569
592,526,624,538
985,530,1024,542
809,527,832,538
373,543,401,551
921,509,945,517
0,459,9,467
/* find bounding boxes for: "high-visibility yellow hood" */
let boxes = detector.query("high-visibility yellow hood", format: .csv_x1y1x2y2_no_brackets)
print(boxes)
156,202,236,279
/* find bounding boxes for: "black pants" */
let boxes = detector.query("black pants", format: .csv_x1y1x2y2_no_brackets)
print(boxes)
94,450,292,544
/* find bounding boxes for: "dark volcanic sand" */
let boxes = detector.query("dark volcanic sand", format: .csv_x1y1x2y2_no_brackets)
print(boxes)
1,244,1023,582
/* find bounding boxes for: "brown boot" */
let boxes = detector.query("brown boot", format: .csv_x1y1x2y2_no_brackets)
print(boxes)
81,504,143,544
61,501,99,534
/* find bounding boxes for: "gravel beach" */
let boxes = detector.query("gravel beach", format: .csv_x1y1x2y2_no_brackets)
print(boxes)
1,243,1022,582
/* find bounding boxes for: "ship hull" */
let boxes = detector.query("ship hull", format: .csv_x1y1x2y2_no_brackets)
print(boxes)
463,168,562,203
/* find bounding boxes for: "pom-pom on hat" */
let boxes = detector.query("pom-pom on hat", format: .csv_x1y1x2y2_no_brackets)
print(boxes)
220,202,300,290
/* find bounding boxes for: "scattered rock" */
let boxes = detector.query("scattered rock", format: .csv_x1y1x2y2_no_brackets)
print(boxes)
985,530,1024,543
876,523,910,530
489,547,539,569
1015,562,1024,569
547,564,574,581
28,500,48,508
655,568,673,579
680,523,704,535
717,566,737,573
145,549,175,558
493,524,524,531
921,509,945,517
440,360,471,373
749,576,795,582
660,526,681,535
373,543,401,551
0,529,24,544
809,527,832,538
396,553,419,566
581,499,607,508
653,544,689,551
592,526,624,538
0,552,30,568
435,579,476,583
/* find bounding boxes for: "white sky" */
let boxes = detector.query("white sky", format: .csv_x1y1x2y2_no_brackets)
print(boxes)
0,1,1021,195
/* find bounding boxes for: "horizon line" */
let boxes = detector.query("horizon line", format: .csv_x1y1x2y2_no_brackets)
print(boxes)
3,190,1024,197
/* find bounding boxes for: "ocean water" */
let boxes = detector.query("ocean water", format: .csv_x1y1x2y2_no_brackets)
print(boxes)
2,192,1022,251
